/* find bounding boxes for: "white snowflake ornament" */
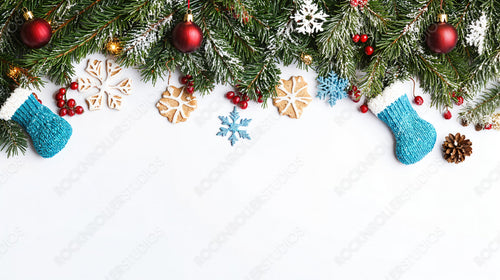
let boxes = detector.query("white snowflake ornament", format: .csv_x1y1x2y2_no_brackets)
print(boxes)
78,59,132,111
465,12,488,55
292,0,328,35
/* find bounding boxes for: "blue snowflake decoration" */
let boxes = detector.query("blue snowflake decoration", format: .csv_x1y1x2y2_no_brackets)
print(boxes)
217,107,252,146
316,71,350,106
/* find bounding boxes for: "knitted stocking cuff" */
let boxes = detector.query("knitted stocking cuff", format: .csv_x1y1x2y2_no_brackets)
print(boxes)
0,88,33,121
367,81,408,116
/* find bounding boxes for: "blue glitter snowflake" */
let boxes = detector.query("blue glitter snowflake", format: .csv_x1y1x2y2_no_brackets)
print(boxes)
316,71,350,106
217,107,252,146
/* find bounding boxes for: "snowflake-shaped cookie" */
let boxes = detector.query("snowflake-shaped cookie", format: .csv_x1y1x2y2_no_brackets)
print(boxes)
217,106,251,146
273,76,312,119
292,0,328,35
317,71,349,106
78,59,132,111
156,85,197,123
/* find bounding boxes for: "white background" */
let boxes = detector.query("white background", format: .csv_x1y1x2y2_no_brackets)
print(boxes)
1,54,499,280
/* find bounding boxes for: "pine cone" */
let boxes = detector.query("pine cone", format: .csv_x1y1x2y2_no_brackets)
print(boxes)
442,133,472,164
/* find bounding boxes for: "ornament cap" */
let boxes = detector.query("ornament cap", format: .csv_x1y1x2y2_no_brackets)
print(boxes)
437,13,448,23
22,8,34,21
184,10,194,22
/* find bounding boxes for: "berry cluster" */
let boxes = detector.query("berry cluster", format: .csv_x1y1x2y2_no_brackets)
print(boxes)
348,85,369,113
225,86,263,109
179,74,195,94
350,0,369,9
55,82,84,117
442,92,465,120
352,34,374,56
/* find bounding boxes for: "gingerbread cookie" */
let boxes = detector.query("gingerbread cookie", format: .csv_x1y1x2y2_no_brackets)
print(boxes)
273,76,312,119
156,86,197,123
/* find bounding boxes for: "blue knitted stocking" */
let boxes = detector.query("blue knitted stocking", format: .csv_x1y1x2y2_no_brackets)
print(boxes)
0,88,72,158
368,82,436,165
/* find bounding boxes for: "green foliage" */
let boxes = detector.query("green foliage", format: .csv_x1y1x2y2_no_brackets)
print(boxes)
0,0,499,157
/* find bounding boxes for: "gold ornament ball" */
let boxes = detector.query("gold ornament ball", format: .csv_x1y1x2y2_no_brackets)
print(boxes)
7,66,20,79
106,39,122,55
301,53,313,65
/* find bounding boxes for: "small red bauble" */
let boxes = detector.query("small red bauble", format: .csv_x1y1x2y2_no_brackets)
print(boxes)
186,86,194,94
242,94,249,101
180,77,188,84
485,124,492,130
351,85,357,92
55,93,64,101
239,101,248,109
172,12,203,53
443,110,452,119
414,96,424,105
20,11,52,49
226,91,235,99
187,80,195,86
425,14,458,54
456,96,464,106
232,96,241,104
364,46,374,55
70,82,78,90
67,109,75,117
257,95,263,103
360,104,369,113
75,106,84,115
360,34,368,43
352,34,360,43
58,88,66,95
186,74,193,79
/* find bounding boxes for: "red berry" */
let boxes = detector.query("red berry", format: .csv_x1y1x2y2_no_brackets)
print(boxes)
456,96,464,106
360,104,369,113
365,46,374,55
232,96,241,104
255,89,261,95
67,99,76,108
360,34,368,43
352,94,361,103
38,99,42,104
75,106,84,114
242,94,249,101
187,80,194,86
58,88,66,95
414,96,424,105
57,100,66,108
180,77,188,84
67,109,75,117
485,124,493,130
352,34,360,43
59,108,67,116
257,95,263,103
352,85,357,91
56,93,64,101
451,92,456,97
226,91,235,99
347,90,353,96
444,110,452,120
185,74,193,80
70,82,78,90
186,86,194,94
239,101,248,109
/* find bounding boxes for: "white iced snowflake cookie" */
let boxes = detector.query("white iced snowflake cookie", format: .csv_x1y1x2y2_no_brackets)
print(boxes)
78,59,132,111
156,85,197,123
292,0,328,35
273,76,312,119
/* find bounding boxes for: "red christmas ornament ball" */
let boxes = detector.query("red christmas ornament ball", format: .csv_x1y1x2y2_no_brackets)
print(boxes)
172,16,203,53
425,22,458,54
20,18,52,49
360,104,369,113
352,34,360,43
360,34,368,43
